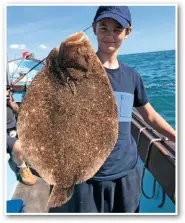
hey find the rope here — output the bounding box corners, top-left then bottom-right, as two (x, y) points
(137, 127), (146, 147)
(158, 188), (166, 208)
(140, 137), (169, 207)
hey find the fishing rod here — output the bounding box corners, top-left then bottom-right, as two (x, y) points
(11, 57), (26, 78)
(12, 54), (16, 77)
(11, 26), (92, 86)
(83, 25), (92, 32)
(6, 55), (12, 90)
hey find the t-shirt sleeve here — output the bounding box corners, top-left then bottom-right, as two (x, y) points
(134, 73), (149, 107)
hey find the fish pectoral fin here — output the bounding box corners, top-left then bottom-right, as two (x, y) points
(46, 184), (74, 211)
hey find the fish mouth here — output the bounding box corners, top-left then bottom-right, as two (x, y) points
(65, 32), (88, 45)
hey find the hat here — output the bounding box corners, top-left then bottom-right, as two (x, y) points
(93, 6), (131, 28)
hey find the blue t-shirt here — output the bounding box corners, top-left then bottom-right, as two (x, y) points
(92, 62), (149, 181)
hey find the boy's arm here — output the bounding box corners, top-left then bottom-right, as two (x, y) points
(136, 102), (176, 143)
(8, 100), (19, 114)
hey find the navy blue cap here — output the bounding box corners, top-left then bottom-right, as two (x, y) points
(93, 6), (131, 28)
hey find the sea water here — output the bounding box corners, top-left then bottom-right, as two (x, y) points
(119, 50), (176, 129)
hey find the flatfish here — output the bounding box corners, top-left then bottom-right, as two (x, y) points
(17, 32), (118, 210)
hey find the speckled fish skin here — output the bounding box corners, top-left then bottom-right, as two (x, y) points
(17, 32), (118, 209)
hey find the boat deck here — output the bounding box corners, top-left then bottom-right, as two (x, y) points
(6, 155), (175, 213)
(12, 176), (50, 213)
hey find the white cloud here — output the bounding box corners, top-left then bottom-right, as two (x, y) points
(9, 44), (26, 50)
(39, 44), (47, 49)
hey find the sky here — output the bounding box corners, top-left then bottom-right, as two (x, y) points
(6, 5), (176, 60)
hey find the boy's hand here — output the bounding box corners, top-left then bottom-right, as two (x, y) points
(6, 89), (19, 114)
(6, 89), (11, 100)
(6, 89), (14, 105)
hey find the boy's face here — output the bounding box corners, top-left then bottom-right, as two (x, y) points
(93, 18), (131, 54)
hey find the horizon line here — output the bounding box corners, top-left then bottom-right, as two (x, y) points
(120, 49), (175, 56)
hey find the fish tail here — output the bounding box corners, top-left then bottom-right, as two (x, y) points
(45, 184), (74, 211)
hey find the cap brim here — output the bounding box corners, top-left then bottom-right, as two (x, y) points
(94, 13), (129, 28)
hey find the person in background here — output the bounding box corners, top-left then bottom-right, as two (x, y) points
(7, 88), (37, 185)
